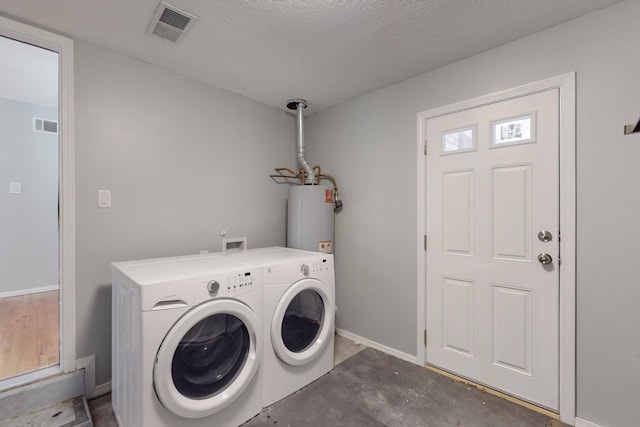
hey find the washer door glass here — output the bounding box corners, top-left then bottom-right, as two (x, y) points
(154, 299), (262, 419)
(282, 289), (324, 352)
(172, 313), (248, 398)
(271, 278), (334, 366)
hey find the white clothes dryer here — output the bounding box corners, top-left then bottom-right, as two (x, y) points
(111, 253), (263, 427)
(230, 247), (335, 407)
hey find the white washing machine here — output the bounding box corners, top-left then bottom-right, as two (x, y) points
(230, 247), (335, 407)
(111, 253), (264, 427)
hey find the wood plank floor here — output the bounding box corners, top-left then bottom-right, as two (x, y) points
(0, 290), (59, 380)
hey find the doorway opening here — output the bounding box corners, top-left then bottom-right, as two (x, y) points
(0, 35), (59, 381)
(0, 16), (75, 390)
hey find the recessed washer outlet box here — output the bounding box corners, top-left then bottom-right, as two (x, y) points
(147, 1), (198, 44)
(222, 237), (247, 255)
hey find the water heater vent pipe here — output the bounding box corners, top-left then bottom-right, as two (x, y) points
(286, 98), (316, 184)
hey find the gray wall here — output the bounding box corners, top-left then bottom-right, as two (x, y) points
(74, 41), (296, 385)
(0, 98), (59, 294)
(305, 1), (640, 426)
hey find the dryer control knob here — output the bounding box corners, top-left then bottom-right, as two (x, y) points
(300, 264), (309, 277)
(301, 264), (310, 277)
(207, 280), (220, 294)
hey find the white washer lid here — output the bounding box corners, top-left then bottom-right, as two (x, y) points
(229, 246), (324, 266)
(112, 254), (244, 284)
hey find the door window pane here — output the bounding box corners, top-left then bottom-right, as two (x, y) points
(442, 127), (475, 154)
(492, 114), (536, 146)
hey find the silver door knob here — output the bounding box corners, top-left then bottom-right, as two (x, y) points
(537, 253), (553, 265)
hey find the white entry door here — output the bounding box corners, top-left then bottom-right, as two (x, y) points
(425, 89), (559, 410)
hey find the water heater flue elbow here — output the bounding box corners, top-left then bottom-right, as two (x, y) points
(287, 98), (316, 184)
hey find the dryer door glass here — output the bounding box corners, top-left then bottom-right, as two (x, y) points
(171, 313), (249, 399)
(282, 289), (325, 352)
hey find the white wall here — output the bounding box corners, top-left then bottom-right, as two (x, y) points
(74, 40), (296, 385)
(0, 98), (59, 295)
(306, 1), (640, 426)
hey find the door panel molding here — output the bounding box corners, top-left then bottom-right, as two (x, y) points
(491, 163), (533, 261)
(416, 73), (575, 424)
(0, 16), (76, 382)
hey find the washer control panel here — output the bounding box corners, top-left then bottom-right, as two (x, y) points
(202, 269), (259, 297)
(224, 270), (255, 294)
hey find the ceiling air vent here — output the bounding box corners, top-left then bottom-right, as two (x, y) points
(33, 117), (58, 134)
(147, 1), (198, 43)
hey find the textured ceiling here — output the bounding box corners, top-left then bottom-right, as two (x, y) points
(0, 0), (620, 114)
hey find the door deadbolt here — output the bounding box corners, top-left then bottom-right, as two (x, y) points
(537, 253), (553, 265)
(537, 230), (552, 242)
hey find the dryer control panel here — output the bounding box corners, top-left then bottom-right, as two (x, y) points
(263, 255), (334, 285)
(309, 258), (332, 275)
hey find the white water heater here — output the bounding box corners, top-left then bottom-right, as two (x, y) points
(288, 185), (334, 253)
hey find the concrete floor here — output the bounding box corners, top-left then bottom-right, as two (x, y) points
(334, 334), (365, 365)
(2, 397), (91, 427)
(88, 335), (564, 427)
(88, 395), (117, 427)
(243, 347), (566, 427)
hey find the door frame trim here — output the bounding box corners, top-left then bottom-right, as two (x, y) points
(0, 17), (76, 380)
(416, 73), (575, 423)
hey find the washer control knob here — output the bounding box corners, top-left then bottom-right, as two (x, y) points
(301, 264), (310, 277)
(207, 280), (220, 294)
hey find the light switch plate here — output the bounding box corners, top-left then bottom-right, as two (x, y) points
(98, 189), (112, 208)
(9, 182), (22, 194)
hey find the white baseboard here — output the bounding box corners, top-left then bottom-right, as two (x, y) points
(94, 381), (112, 398)
(0, 284), (59, 299)
(76, 355), (111, 399)
(336, 328), (418, 365)
(575, 418), (605, 427)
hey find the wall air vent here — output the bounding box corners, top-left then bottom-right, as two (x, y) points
(33, 117), (58, 134)
(147, 1), (198, 44)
